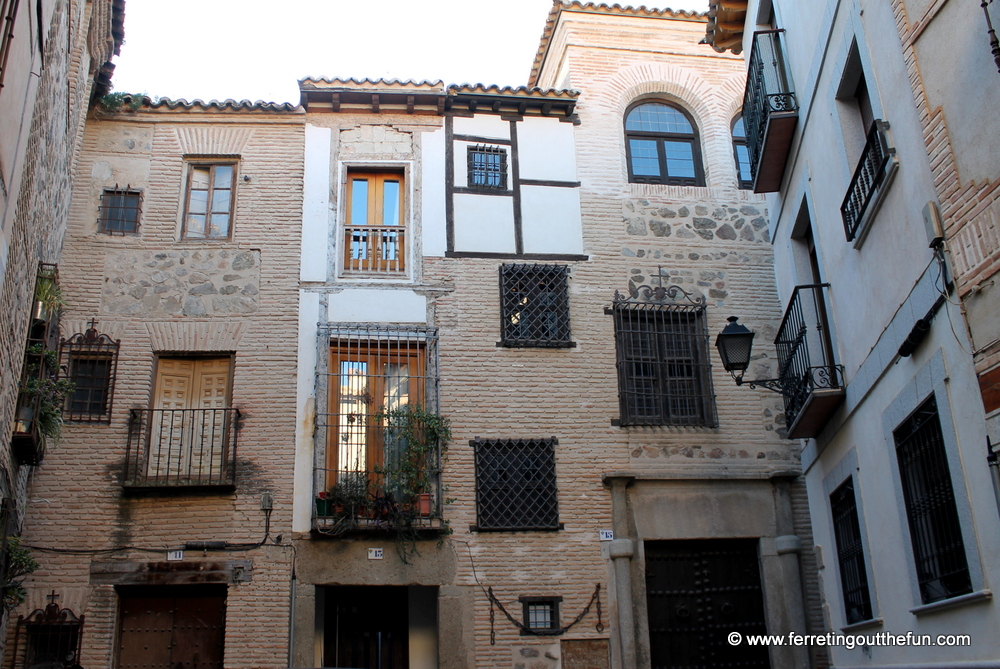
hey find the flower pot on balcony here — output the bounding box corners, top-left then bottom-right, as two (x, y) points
(417, 492), (433, 517)
(315, 497), (332, 517)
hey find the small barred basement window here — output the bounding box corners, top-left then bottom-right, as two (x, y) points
(98, 187), (143, 234)
(499, 264), (572, 348)
(60, 324), (120, 422)
(473, 438), (559, 531)
(520, 596), (562, 635)
(468, 145), (507, 190)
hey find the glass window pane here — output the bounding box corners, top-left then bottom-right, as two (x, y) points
(736, 144), (752, 183)
(382, 180), (400, 226)
(188, 189), (208, 214)
(186, 214), (206, 238)
(190, 166), (210, 188)
(213, 165), (233, 186)
(211, 188), (232, 214)
(664, 141), (695, 178)
(210, 213), (230, 238)
(625, 103), (692, 134)
(629, 139), (661, 176)
(732, 116), (746, 139)
(351, 179), (369, 227)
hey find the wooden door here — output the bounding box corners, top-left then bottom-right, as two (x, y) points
(117, 588), (226, 669)
(150, 358), (231, 479)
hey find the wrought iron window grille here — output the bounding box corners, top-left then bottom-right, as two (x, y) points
(607, 282), (716, 428)
(472, 438), (560, 531)
(11, 593), (84, 669)
(499, 264), (573, 348)
(468, 145), (507, 190)
(830, 477), (874, 625)
(98, 186), (143, 234)
(893, 395), (972, 604)
(841, 120), (897, 243)
(316, 325), (444, 533)
(60, 320), (120, 422)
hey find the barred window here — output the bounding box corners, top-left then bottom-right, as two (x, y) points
(500, 264), (572, 348)
(830, 477), (873, 624)
(11, 597), (84, 669)
(98, 188), (142, 234)
(468, 145), (507, 190)
(612, 303), (716, 427)
(473, 438), (559, 531)
(520, 596), (562, 635)
(60, 325), (120, 422)
(893, 395), (972, 604)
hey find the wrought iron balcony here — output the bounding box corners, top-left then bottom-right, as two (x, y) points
(313, 466), (444, 535)
(775, 284), (845, 439)
(343, 225), (406, 274)
(743, 30), (798, 192)
(124, 408), (241, 487)
(841, 120), (898, 245)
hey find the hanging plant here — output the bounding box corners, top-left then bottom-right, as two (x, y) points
(2, 537), (39, 612)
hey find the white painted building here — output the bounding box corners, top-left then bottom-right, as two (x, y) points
(706, 1), (1000, 667)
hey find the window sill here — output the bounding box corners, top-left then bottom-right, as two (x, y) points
(909, 589), (992, 616)
(841, 617), (883, 632)
(497, 341), (576, 349)
(470, 523), (564, 533)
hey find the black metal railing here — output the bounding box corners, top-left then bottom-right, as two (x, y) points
(774, 284), (842, 428)
(841, 120), (895, 242)
(314, 466), (444, 535)
(125, 408), (240, 487)
(743, 30), (797, 183)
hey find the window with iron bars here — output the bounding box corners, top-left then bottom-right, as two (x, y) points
(499, 264), (573, 348)
(893, 395), (972, 604)
(60, 325), (120, 422)
(11, 597), (84, 669)
(473, 438), (559, 531)
(98, 187), (143, 234)
(320, 325), (440, 501)
(468, 145), (507, 190)
(611, 302), (716, 427)
(829, 477), (873, 624)
(520, 596), (562, 635)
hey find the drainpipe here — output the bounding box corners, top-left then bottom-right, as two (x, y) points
(607, 476), (636, 669)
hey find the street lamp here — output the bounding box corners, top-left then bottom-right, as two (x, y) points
(714, 316), (755, 385)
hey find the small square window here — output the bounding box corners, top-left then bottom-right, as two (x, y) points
(519, 597), (562, 635)
(468, 145), (507, 190)
(473, 438), (559, 531)
(182, 162), (236, 239)
(499, 264), (572, 348)
(98, 188), (142, 234)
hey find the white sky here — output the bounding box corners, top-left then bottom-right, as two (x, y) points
(111, 0), (710, 104)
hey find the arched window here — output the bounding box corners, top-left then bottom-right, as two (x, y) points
(732, 115), (753, 189)
(625, 102), (704, 186)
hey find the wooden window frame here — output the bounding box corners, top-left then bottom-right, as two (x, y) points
(343, 170), (407, 274)
(150, 354), (235, 410)
(624, 101), (705, 186)
(181, 160), (238, 240)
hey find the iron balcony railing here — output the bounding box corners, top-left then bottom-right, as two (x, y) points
(343, 225), (406, 274)
(774, 284), (843, 431)
(841, 120), (896, 242)
(125, 408), (240, 487)
(314, 466), (444, 535)
(743, 30), (798, 190)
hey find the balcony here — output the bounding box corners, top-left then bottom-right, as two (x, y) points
(774, 284), (845, 439)
(12, 264), (63, 466)
(743, 30), (798, 193)
(314, 467), (444, 536)
(124, 408), (241, 488)
(841, 120), (898, 246)
(343, 225), (406, 274)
